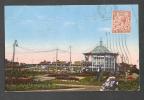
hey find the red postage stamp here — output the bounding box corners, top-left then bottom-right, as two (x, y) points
(112, 10), (131, 33)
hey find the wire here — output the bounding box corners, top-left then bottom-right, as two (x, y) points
(17, 46), (36, 51)
(17, 46), (70, 54)
(59, 49), (69, 53)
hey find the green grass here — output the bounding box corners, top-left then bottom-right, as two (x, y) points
(79, 76), (102, 85)
(5, 81), (75, 91)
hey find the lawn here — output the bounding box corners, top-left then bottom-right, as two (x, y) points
(50, 76), (103, 86)
(5, 81), (78, 91)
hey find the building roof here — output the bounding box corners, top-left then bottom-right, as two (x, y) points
(91, 40), (110, 53)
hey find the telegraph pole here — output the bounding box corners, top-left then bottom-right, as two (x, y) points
(56, 48), (58, 67)
(69, 46), (72, 67)
(106, 32), (108, 49)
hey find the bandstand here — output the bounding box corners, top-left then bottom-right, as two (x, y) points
(83, 41), (118, 72)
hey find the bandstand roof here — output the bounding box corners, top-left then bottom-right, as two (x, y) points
(91, 40), (110, 53)
(83, 40), (118, 55)
(91, 45), (110, 53)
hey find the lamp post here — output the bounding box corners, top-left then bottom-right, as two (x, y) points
(12, 40), (18, 67)
(11, 40), (18, 84)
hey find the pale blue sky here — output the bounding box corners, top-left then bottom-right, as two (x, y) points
(5, 5), (139, 64)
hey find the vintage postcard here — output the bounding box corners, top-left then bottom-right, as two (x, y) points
(5, 5), (139, 91)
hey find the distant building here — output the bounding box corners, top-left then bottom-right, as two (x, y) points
(74, 61), (81, 66)
(83, 41), (119, 72)
(39, 60), (51, 65)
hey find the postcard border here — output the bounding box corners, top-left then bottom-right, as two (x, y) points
(1, 0), (144, 100)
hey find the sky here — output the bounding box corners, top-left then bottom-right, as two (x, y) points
(5, 5), (139, 66)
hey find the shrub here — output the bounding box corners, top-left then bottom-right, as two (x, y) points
(118, 78), (139, 91)
(6, 77), (33, 84)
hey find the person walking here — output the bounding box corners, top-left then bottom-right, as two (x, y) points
(100, 73), (119, 91)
